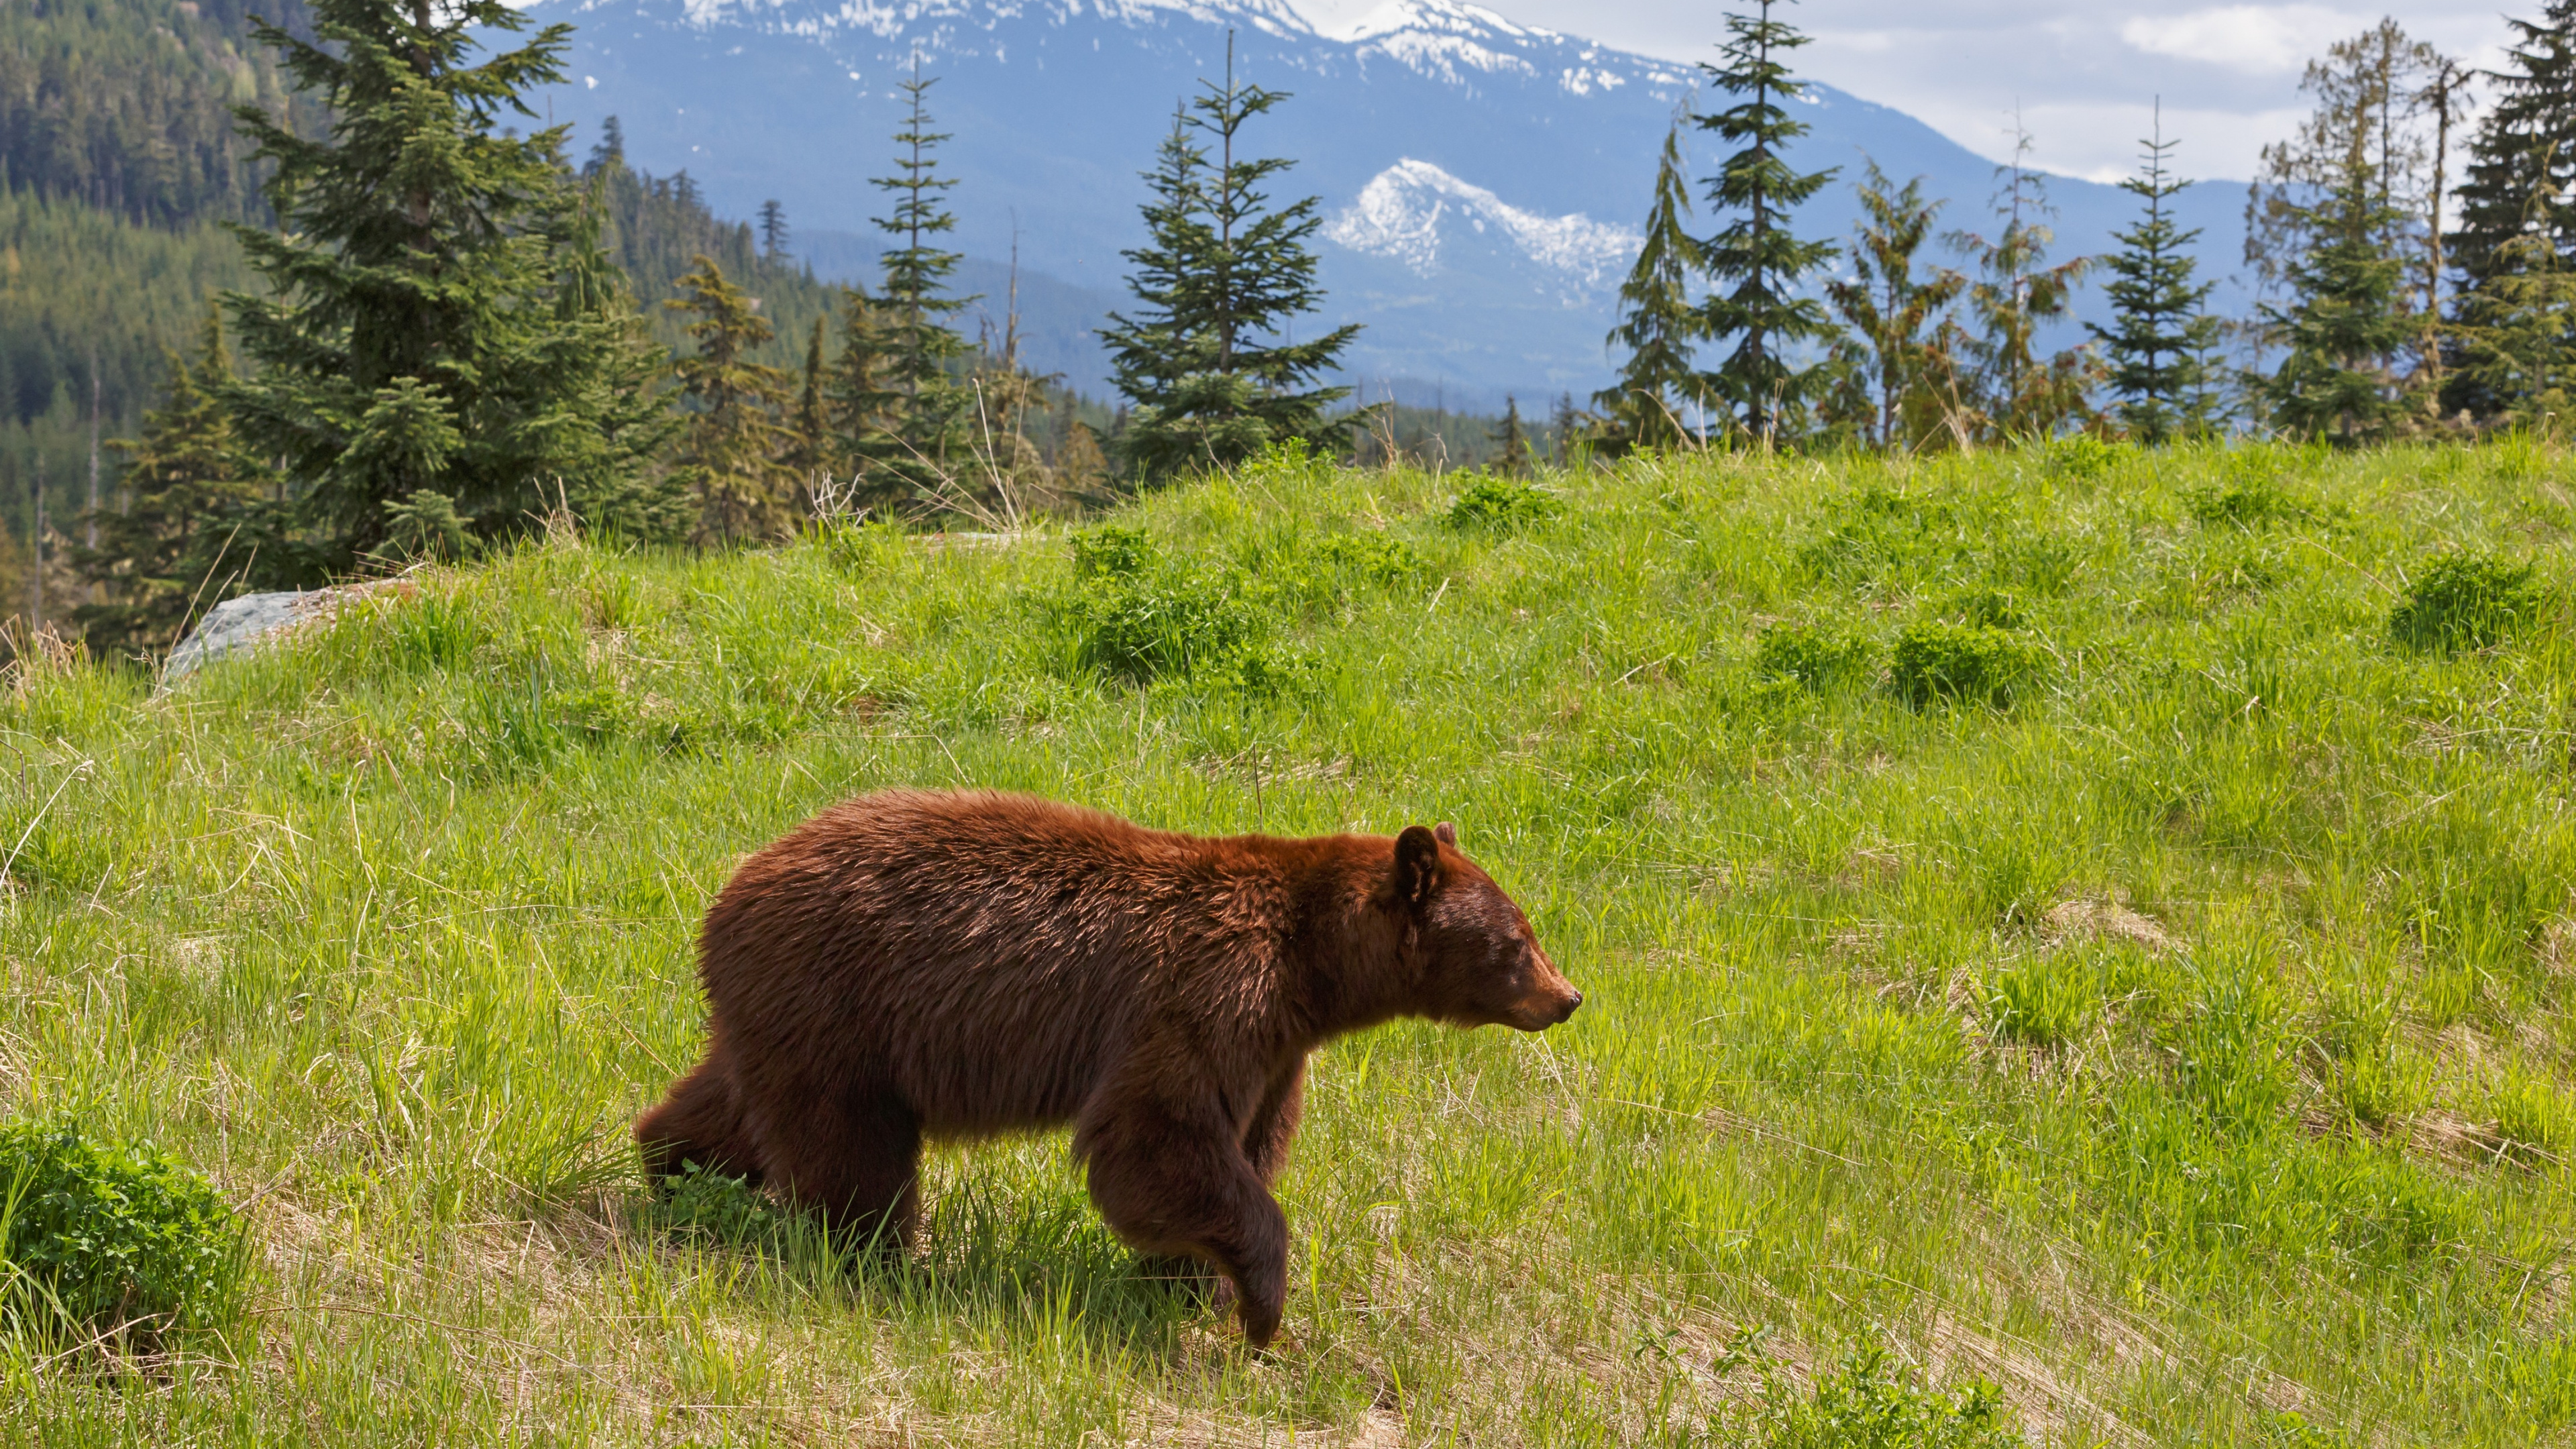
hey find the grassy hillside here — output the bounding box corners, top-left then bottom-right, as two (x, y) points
(1, 440), (2572, 1445)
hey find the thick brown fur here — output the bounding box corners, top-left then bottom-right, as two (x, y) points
(635, 788), (1580, 1346)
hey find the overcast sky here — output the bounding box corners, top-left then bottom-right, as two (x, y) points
(1298, 1), (2518, 182)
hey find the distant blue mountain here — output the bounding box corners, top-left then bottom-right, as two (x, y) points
(523, 0), (2248, 409)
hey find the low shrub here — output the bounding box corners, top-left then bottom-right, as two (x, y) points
(1756, 622), (1878, 690)
(1713, 1330), (2025, 1448)
(640, 1163), (802, 1250)
(0, 1118), (244, 1339)
(1888, 623), (2043, 708)
(1445, 473), (1559, 531)
(1052, 526), (1299, 692)
(2388, 552), (2541, 653)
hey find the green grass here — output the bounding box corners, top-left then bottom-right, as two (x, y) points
(1, 437), (2573, 1444)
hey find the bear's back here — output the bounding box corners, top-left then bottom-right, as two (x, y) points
(699, 791), (1291, 1132)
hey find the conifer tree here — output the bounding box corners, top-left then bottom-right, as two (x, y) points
(1103, 38), (1361, 481)
(871, 66), (975, 497)
(787, 315), (833, 499)
(825, 282), (901, 504)
(1823, 160), (1964, 449)
(221, 0), (662, 577)
(1948, 130), (2099, 439)
(759, 199), (790, 260)
(2260, 156), (2410, 446)
(2090, 105), (2221, 443)
(2449, 4), (2576, 417)
(72, 311), (270, 655)
(1594, 123), (1708, 453)
(667, 256), (794, 543)
(1697, 0), (1841, 445)
(1494, 396), (1531, 474)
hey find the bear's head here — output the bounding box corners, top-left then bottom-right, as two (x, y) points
(1393, 821), (1581, 1032)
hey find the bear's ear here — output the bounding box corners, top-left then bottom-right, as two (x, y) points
(1395, 824), (1444, 912)
(1434, 822), (1457, 847)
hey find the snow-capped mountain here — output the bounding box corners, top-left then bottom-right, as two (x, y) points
(1326, 159), (1640, 299)
(520, 0), (2245, 403)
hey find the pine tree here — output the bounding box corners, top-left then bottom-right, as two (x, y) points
(825, 282), (901, 506)
(871, 66), (975, 498)
(1103, 38), (1362, 481)
(666, 256), (794, 543)
(1494, 396), (1531, 474)
(1593, 123), (1708, 453)
(221, 0), (662, 577)
(2089, 105), (2221, 443)
(71, 311), (270, 655)
(786, 315), (833, 501)
(1696, 0), (1842, 445)
(2260, 156), (2410, 446)
(1947, 129), (2100, 439)
(759, 199), (790, 260)
(2449, 4), (2576, 417)
(1823, 160), (1964, 449)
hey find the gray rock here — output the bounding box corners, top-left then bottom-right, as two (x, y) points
(163, 578), (418, 685)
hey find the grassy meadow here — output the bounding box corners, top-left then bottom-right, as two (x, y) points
(1, 439), (2573, 1445)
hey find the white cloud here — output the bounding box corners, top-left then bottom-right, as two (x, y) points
(2117, 5), (2363, 75)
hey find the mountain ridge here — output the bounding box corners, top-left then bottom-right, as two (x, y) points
(523, 0), (2250, 403)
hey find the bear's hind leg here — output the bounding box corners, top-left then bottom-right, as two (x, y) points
(636, 1053), (762, 1185)
(759, 1081), (923, 1258)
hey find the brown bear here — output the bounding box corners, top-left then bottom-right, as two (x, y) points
(635, 788), (1580, 1346)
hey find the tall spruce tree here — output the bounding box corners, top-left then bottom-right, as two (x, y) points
(221, 0), (661, 577)
(787, 315), (833, 495)
(2449, 4), (2576, 417)
(871, 66), (975, 498)
(2090, 105), (2220, 443)
(1696, 0), (1841, 445)
(1494, 396), (1532, 474)
(825, 282), (902, 505)
(2450, 134), (2576, 425)
(1102, 38), (1360, 481)
(667, 256), (794, 543)
(2260, 154), (2410, 445)
(1823, 160), (1964, 449)
(72, 311), (271, 655)
(1594, 123), (1709, 453)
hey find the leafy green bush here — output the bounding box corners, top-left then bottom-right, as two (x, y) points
(1053, 526), (1299, 692)
(1715, 1331), (2025, 1448)
(0, 1118), (245, 1338)
(1888, 623), (2043, 708)
(2388, 553), (2540, 653)
(1756, 622), (1878, 690)
(1445, 473), (1559, 530)
(641, 1163), (802, 1250)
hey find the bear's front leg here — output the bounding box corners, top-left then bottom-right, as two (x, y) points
(1078, 1095), (1289, 1348)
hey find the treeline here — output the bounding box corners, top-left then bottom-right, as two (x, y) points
(0, 0), (321, 227)
(51, 0), (1158, 657)
(1591, 3), (2544, 452)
